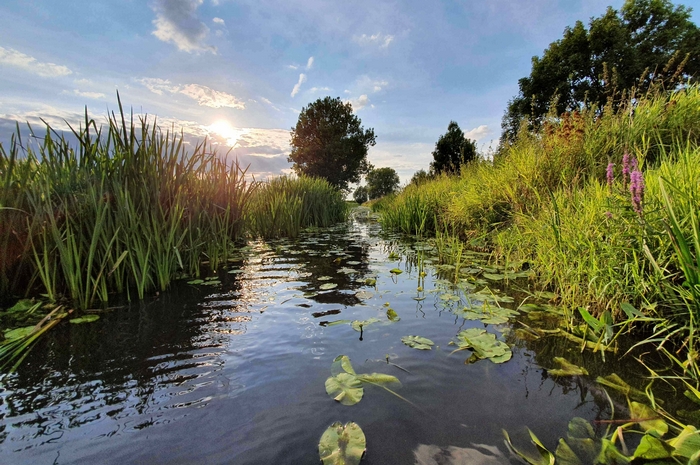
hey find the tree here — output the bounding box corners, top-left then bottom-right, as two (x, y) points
(430, 121), (478, 174)
(353, 185), (369, 204)
(409, 169), (431, 186)
(289, 96), (376, 191)
(366, 167), (400, 199)
(502, 0), (700, 142)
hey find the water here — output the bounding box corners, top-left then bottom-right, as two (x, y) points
(1, 210), (628, 464)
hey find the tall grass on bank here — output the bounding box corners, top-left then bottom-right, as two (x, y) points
(246, 175), (348, 239)
(0, 101), (257, 308)
(377, 85), (700, 381)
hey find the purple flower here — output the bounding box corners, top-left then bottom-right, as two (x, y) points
(629, 169), (645, 215)
(606, 162), (615, 187)
(622, 153), (631, 187)
(605, 211), (613, 219)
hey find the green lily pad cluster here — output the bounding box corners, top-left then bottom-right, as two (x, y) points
(324, 355), (401, 406)
(451, 328), (512, 364)
(401, 335), (434, 350)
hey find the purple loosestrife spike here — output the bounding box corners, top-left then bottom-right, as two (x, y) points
(629, 169), (645, 215)
(622, 153), (631, 187)
(606, 162), (614, 187)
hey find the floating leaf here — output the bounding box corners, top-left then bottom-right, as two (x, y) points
(69, 314), (100, 324)
(668, 425), (700, 458)
(320, 283), (338, 290)
(534, 291), (557, 300)
(6, 300), (35, 313)
(548, 357), (589, 377)
(412, 296), (426, 301)
(503, 428), (555, 465)
(319, 421), (366, 465)
(633, 435), (672, 460)
(3, 326), (35, 340)
(187, 279), (204, 285)
(482, 272), (505, 281)
(389, 268), (403, 275)
(351, 318), (380, 332)
(401, 335), (434, 350)
(325, 373), (363, 405)
(364, 278), (376, 286)
(201, 280), (221, 286)
(386, 308), (400, 322)
(323, 320), (352, 327)
(630, 402), (668, 437)
(355, 290), (374, 300)
(228, 269), (245, 274)
(347, 261), (361, 265)
(452, 328), (511, 364)
(318, 276), (334, 281)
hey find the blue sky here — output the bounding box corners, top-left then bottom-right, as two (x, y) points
(1, 0), (697, 184)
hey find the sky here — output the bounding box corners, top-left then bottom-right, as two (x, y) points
(1, 0), (698, 185)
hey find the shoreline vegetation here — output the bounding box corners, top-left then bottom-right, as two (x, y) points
(0, 99), (346, 368)
(375, 84), (700, 385)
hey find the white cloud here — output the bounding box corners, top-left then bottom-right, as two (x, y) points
(137, 78), (245, 109)
(309, 87), (331, 93)
(306, 56), (314, 70)
(287, 64), (299, 70)
(464, 125), (491, 141)
(151, 0), (216, 53)
(0, 46), (72, 77)
(212, 17), (225, 25)
(346, 94), (370, 111)
(291, 73), (307, 97)
(355, 76), (389, 93)
(354, 33), (394, 49)
(260, 96), (282, 112)
(71, 89), (106, 99)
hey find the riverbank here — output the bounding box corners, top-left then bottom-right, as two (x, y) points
(376, 85), (700, 383)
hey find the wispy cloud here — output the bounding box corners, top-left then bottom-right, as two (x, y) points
(212, 17), (225, 25)
(355, 76), (389, 93)
(70, 89), (106, 100)
(151, 0), (216, 53)
(306, 56), (314, 70)
(291, 73), (307, 97)
(353, 33), (394, 49)
(260, 96), (282, 112)
(346, 94), (370, 111)
(464, 125), (491, 141)
(0, 46), (72, 77)
(138, 78), (245, 109)
(309, 86), (331, 93)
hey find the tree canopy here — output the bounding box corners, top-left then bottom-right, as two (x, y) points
(502, 0), (700, 141)
(430, 121), (477, 174)
(353, 185), (369, 204)
(289, 96), (376, 192)
(366, 167), (400, 200)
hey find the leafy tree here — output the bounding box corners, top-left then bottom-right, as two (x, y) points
(409, 169), (431, 186)
(430, 121), (478, 174)
(366, 167), (400, 199)
(502, 0), (700, 142)
(353, 185), (369, 204)
(289, 97), (376, 191)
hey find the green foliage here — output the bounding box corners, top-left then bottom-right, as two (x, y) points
(289, 96), (376, 192)
(246, 175), (347, 239)
(318, 421), (366, 465)
(430, 121), (477, 174)
(503, 0), (700, 141)
(0, 98), (257, 309)
(409, 169), (431, 186)
(366, 167), (400, 200)
(353, 185), (369, 204)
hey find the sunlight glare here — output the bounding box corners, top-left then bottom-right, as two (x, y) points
(207, 120), (248, 148)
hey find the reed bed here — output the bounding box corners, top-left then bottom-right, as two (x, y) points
(377, 85), (700, 380)
(246, 175), (348, 239)
(0, 101), (259, 309)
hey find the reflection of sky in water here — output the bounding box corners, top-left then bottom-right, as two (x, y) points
(1, 212), (626, 464)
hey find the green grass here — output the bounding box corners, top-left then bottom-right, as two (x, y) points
(378, 85), (700, 382)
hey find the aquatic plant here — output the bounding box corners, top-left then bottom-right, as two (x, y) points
(324, 355), (401, 406)
(318, 421), (366, 465)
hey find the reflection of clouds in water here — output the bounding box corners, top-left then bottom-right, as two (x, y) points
(414, 443), (510, 465)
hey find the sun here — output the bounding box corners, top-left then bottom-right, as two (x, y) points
(207, 120), (248, 148)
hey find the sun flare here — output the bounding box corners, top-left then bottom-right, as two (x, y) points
(206, 120), (248, 147)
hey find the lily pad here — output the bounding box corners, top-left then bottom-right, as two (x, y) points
(401, 335), (434, 350)
(630, 402), (668, 436)
(452, 328), (512, 364)
(347, 261), (361, 265)
(319, 421), (366, 465)
(69, 314), (100, 324)
(318, 276), (334, 281)
(3, 326), (36, 340)
(320, 283), (338, 290)
(201, 280), (221, 286)
(355, 291), (374, 300)
(187, 279), (204, 285)
(325, 355), (400, 406)
(228, 269), (245, 274)
(548, 357), (589, 377)
(482, 272), (505, 281)
(351, 318), (380, 332)
(389, 268), (403, 275)
(364, 278), (377, 286)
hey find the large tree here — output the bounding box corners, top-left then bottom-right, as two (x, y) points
(289, 97), (376, 191)
(366, 167), (400, 200)
(502, 0), (700, 141)
(430, 121), (478, 174)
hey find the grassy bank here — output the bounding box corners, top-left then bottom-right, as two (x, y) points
(0, 103), (347, 312)
(377, 85), (700, 380)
